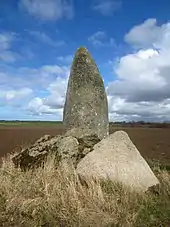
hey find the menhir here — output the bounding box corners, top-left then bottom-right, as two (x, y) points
(63, 47), (109, 140)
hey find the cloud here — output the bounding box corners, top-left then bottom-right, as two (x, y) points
(0, 88), (33, 107)
(20, 47), (35, 60)
(19, 0), (74, 21)
(57, 55), (73, 64)
(0, 64), (70, 90)
(27, 76), (68, 117)
(88, 31), (116, 47)
(27, 30), (65, 47)
(107, 19), (170, 122)
(92, 0), (121, 16)
(108, 95), (170, 122)
(124, 18), (170, 49)
(0, 32), (17, 62)
(0, 63), (70, 118)
(0, 63), (69, 118)
(27, 97), (58, 115)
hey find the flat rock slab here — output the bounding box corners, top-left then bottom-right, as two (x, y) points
(77, 130), (159, 192)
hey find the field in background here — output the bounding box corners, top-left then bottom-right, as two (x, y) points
(0, 121), (62, 127)
(0, 121), (170, 166)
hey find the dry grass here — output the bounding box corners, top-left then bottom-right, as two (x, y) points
(0, 154), (170, 227)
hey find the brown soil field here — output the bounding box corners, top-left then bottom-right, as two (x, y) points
(110, 126), (170, 166)
(0, 124), (170, 166)
(0, 126), (65, 159)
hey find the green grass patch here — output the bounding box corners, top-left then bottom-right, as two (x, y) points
(0, 121), (63, 127)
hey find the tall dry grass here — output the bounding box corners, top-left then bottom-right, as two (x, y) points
(0, 154), (170, 227)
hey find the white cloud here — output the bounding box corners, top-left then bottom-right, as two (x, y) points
(0, 33), (17, 62)
(28, 97), (57, 115)
(44, 77), (68, 107)
(57, 55), (73, 64)
(88, 31), (115, 47)
(108, 96), (170, 122)
(3, 65), (69, 117)
(27, 30), (65, 47)
(125, 19), (170, 49)
(0, 33), (12, 49)
(0, 88), (33, 107)
(107, 19), (170, 122)
(92, 0), (121, 16)
(27, 76), (68, 117)
(0, 64), (69, 119)
(19, 0), (74, 21)
(5, 64), (70, 89)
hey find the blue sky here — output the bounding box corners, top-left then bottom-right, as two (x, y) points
(1, 0), (170, 122)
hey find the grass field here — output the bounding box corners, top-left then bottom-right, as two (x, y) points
(0, 121), (62, 127)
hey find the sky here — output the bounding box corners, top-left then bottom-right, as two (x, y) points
(0, 0), (170, 122)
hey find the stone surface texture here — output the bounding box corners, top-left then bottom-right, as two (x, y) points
(77, 130), (159, 192)
(63, 47), (109, 140)
(12, 133), (100, 171)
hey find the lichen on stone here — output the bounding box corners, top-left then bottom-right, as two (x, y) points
(63, 46), (109, 139)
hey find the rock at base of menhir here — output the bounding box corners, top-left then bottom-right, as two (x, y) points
(63, 47), (109, 140)
(12, 133), (100, 171)
(77, 130), (159, 192)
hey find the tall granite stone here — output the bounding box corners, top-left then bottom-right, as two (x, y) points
(63, 47), (109, 139)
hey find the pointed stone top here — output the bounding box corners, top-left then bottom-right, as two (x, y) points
(72, 46), (96, 71)
(74, 47), (92, 59)
(76, 46), (89, 54)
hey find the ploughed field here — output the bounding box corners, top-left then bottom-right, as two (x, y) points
(0, 122), (170, 166)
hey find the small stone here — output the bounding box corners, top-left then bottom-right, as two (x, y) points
(57, 136), (79, 165)
(76, 134), (100, 148)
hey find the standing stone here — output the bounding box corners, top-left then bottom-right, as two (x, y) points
(63, 47), (109, 139)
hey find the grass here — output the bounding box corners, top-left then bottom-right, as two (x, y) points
(0, 154), (170, 227)
(147, 158), (170, 172)
(0, 121), (62, 127)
